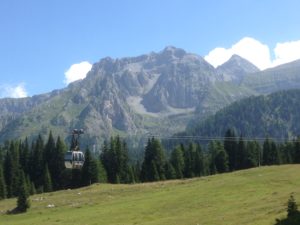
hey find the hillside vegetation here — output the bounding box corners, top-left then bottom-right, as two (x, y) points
(0, 165), (299, 225)
(187, 89), (300, 139)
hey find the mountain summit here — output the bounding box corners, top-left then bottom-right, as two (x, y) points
(217, 54), (260, 83)
(0, 47), (300, 146)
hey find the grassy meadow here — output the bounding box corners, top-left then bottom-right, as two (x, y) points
(0, 165), (300, 225)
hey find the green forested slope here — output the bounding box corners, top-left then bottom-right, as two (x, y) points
(187, 89), (300, 139)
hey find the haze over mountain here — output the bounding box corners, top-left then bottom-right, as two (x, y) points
(0, 46), (300, 147)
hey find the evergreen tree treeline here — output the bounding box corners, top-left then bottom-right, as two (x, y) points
(1, 129), (300, 202)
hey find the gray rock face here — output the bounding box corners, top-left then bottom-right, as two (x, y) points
(216, 54), (260, 83)
(0, 47), (299, 145)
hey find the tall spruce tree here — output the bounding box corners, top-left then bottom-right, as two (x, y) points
(51, 136), (66, 190)
(116, 137), (131, 183)
(243, 141), (260, 168)
(44, 131), (55, 173)
(183, 144), (194, 178)
(293, 137), (300, 163)
(100, 139), (114, 183)
(194, 144), (206, 176)
(0, 166), (7, 199)
(133, 161), (141, 183)
(263, 138), (281, 165)
(237, 135), (246, 170)
(43, 164), (53, 192)
(100, 137), (131, 184)
(287, 194), (298, 217)
(17, 170), (30, 213)
(214, 142), (229, 173)
(280, 142), (293, 164)
(29, 135), (44, 191)
(208, 141), (229, 174)
(19, 138), (30, 174)
(81, 148), (95, 186)
(224, 128), (238, 171)
(170, 146), (185, 179)
(208, 141), (218, 175)
(97, 160), (107, 183)
(164, 161), (176, 180)
(140, 138), (166, 182)
(3, 147), (13, 197)
(4, 141), (20, 197)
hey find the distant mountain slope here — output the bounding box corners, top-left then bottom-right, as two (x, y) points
(0, 90), (63, 132)
(1, 47), (300, 146)
(216, 54), (260, 83)
(241, 59), (300, 94)
(186, 89), (300, 139)
(0, 47), (254, 145)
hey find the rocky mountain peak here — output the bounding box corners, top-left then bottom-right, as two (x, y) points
(2, 46), (300, 146)
(227, 54), (259, 69)
(217, 54), (260, 83)
(161, 46), (187, 58)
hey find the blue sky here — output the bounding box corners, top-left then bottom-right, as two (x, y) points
(1, 0), (300, 97)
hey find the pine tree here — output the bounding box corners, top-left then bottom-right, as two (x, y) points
(29, 135), (44, 191)
(3, 148), (13, 197)
(25, 175), (35, 195)
(133, 161), (141, 183)
(170, 146), (185, 179)
(140, 138), (166, 182)
(116, 137), (131, 183)
(44, 131), (55, 177)
(17, 170), (30, 213)
(236, 135), (246, 170)
(71, 169), (82, 188)
(100, 137), (131, 184)
(287, 194), (298, 217)
(51, 136), (66, 190)
(208, 141), (218, 175)
(43, 164), (53, 192)
(164, 161), (176, 180)
(208, 141), (229, 174)
(4, 141), (20, 197)
(224, 128), (238, 171)
(0, 166), (7, 200)
(194, 144), (206, 176)
(281, 142), (293, 164)
(100, 140), (111, 181)
(275, 194), (300, 225)
(293, 137), (300, 163)
(19, 138), (30, 174)
(183, 144), (194, 178)
(98, 160), (107, 183)
(215, 148), (229, 173)
(244, 141), (260, 168)
(263, 138), (281, 165)
(81, 148), (100, 186)
(149, 161), (160, 181)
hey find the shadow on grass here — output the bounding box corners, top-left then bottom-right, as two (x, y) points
(6, 207), (27, 215)
(275, 211), (300, 225)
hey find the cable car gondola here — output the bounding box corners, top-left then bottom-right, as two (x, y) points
(64, 129), (85, 169)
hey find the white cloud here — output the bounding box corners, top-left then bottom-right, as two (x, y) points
(64, 61), (92, 85)
(205, 37), (300, 70)
(0, 83), (28, 98)
(205, 37), (271, 70)
(272, 40), (300, 67)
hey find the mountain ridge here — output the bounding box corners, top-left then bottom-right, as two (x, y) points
(1, 46), (300, 146)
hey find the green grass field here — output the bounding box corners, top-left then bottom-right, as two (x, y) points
(1, 165), (300, 225)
